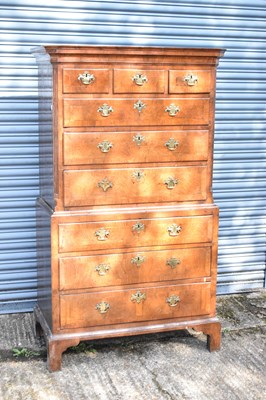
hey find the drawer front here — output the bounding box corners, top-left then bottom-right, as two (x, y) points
(58, 215), (213, 253)
(63, 130), (209, 165)
(169, 70), (212, 94)
(60, 282), (211, 329)
(63, 98), (209, 127)
(59, 247), (211, 290)
(63, 166), (207, 207)
(113, 69), (165, 93)
(63, 68), (110, 93)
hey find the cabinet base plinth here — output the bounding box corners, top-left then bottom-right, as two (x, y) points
(34, 305), (221, 372)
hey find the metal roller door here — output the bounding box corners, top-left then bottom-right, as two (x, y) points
(0, 0), (265, 313)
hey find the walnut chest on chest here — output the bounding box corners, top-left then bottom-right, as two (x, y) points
(33, 46), (224, 371)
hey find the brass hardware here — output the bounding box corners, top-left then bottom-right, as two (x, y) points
(165, 138), (179, 151)
(134, 100), (146, 113)
(132, 73), (148, 86)
(165, 104), (180, 117)
(78, 72), (95, 85)
(95, 301), (110, 314)
(133, 170), (145, 181)
(97, 177), (113, 192)
(164, 176), (179, 190)
(131, 254), (146, 268)
(95, 227), (110, 241)
(97, 140), (113, 153)
(95, 263), (110, 276)
(131, 290), (146, 304)
(184, 73), (198, 86)
(132, 221), (145, 234)
(97, 103), (113, 117)
(167, 224), (182, 237)
(166, 257), (181, 269)
(133, 133), (145, 146)
(166, 294), (180, 307)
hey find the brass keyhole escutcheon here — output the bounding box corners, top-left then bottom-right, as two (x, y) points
(133, 170), (145, 181)
(133, 134), (145, 146)
(131, 290), (146, 304)
(132, 221), (145, 234)
(78, 72), (95, 85)
(134, 100), (146, 113)
(166, 295), (180, 307)
(95, 301), (110, 314)
(131, 254), (146, 268)
(97, 178), (113, 192)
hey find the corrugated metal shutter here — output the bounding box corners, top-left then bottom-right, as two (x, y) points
(0, 0), (265, 313)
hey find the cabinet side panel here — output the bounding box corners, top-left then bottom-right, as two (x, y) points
(36, 199), (52, 330)
(37, 58), (55, 208)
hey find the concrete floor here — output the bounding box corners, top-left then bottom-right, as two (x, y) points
(0, 290), (265, 400)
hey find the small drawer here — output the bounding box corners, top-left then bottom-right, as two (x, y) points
(58, 214), (213, 253)
(59, 247), (211, 290)
(63, 165), (207, 207)
(63, 98), (210, 127)
(62, 68), (110, 93)
(113, 69), (165, 93)
(60, 282), (211, 329)
(169, 70), (212, 94)
(63, 130), (209, 166)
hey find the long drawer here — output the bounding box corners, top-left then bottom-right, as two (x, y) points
(63, 165), (207, 207)
(58, 214), (213, 253)
(60, 282), (211, 329)
(63, 130), (209, 165)
(63, 98), (210, 127)
(59, 246), (211, 290)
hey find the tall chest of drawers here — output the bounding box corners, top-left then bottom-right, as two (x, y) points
(33, 46), (224, 371)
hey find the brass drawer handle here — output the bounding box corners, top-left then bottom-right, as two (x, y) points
(165, 104), (180, 117)
(134, 100), (146, 113)
(95, 263), (110, 276)
(184, 73), (198, 86)
(167, 224), (182, 237)
(98, 103), (113, 117)
(164, 176), (179, 190)
(97, 177), (113, 192)
(166, 294), (180, 307)
(78, 71), (95, 85)
(95, 301), (110, 314)
(132, 73), (148, 86)
(133, 133), (145, 146)
(132, 221), (145, 234)
(131, 290), (146, 304)
(131, 254), (146, 268)
(166, 257), (181, 269)
(97, 140), (113, 153)
(95, 227), (110, 241)
(165, 138), (179, 151)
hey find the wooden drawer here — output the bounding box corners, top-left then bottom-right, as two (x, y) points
(62, 68), (110, 93)
(63, 165), (207, 207)
(60, 282), (211, 329)
(113, 69), (165, 93)
(169, 70), (212, 94)
(63, 130), (209, 165)
(59, 247), (211, 290)
(63, 98), (210, 127)
(58, 214), (213, 253)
